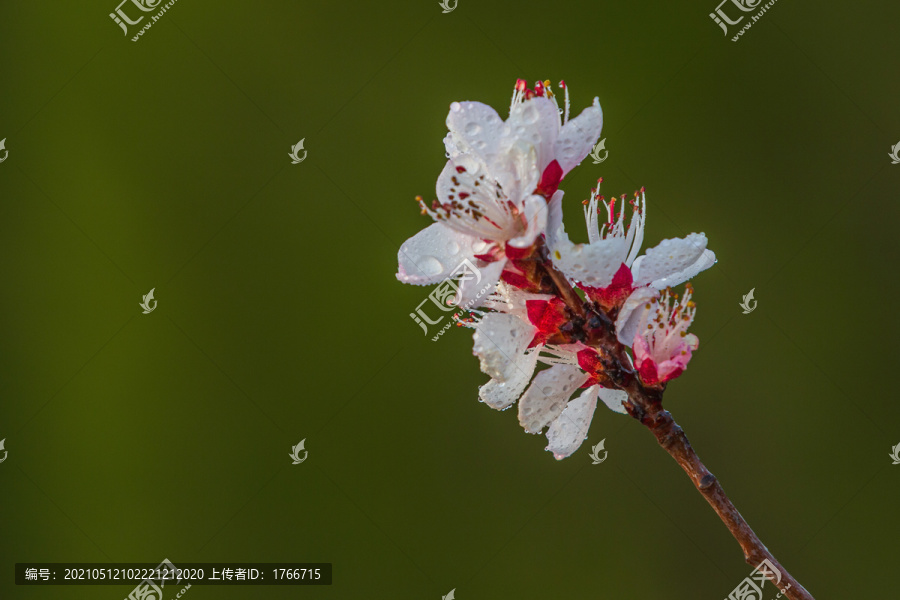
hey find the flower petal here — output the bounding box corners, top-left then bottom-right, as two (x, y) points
(503, 97), (561, 173)
(445, 101), (505, 166)
(478, 347), (540, 410)
(632, 233), (714, 288)
(545, 385), (599, 460)
(597, 387), (629, 415)
(554, 98), (603, 175)
(434, 156), (519, 241)
(648, 249), (716, 289)
(518, 364), (589, 434)
(453, 259), (505, 310)
(550, 231), (630, 288)
(508, 194), (548, 248)
(472, 312), (536, 382)
(396, 223), (487, 285)
(545, 190), (564, 247)
(615, 287), (660, 347)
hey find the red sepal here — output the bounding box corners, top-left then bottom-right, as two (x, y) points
(535, 160), (563, 199)
(525, 297), (569, 347)
(501, 270), (532, 289)
(503, 242), (532, 261)
(576, 348), (604, 387)
(582, 263), (634, 311)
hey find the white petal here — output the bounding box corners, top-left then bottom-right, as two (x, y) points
(632, 233), (712, 288)
(648, 249), (716, 289)
(446, 101), (505, 166)
(518, 364), (589, 434)
(396, 223), (487, 285)
(615, 287), (659, 346)
(550, 232), (629, 288)
(434, 156), (519, 241)
(597, 387), (629, 415)
(503, 97), (560, 172)
(453, 260), (505, 310)
(554, 98), (603, 175)
(545, 190), (564, 248)
(545, 386), (599, 460)
(472, 312), (536, 382)
(478, 347), (540, 410)
(508, 194), (548, 248)
(494, 141), (540, 204)
(443, 132), (461, 160)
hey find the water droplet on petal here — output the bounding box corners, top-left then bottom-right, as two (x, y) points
(420, 257), (444, 277)
(465, 122), (481, 136)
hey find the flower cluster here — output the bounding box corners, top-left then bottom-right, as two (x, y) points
(396, 80), (715, 459)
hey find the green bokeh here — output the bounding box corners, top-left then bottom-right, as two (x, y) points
(1, 0), (898, 598)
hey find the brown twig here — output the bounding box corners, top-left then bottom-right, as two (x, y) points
(535, 238), (586, 318)
(529, 255), (816, 599)
(624, 385), (815, 600)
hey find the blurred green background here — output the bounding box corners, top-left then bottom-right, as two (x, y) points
(1, 0), (898, 598)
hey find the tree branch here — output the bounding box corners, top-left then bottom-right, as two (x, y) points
(625, 386), (816, 600)
(525, 246), (816, 599)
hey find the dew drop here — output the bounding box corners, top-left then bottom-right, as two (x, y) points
(465, 122), (482, 136)
(521, 104), (539, 124)
(420, 256), (444, 277)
